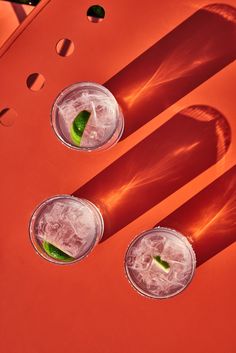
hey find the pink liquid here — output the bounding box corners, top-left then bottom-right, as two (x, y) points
(125, 227), (196, 298)
(30, 195), (104, 264)
(51, 82), (124, 151)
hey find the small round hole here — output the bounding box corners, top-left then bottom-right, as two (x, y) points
(0, 108), (17, 127)
(87, 5), (105, 23)
(27, 73), (45, 91)
(56, 39), (75, 57)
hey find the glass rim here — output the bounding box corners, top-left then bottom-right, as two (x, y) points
(124, 226), (197, 299)
(29, 194), (104, 265)
(50, 81), (124, 152)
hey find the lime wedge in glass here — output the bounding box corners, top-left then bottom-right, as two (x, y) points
(153, 255), (170, 273)
(43, 241), (74, 261)
(70, 110), (91, 146)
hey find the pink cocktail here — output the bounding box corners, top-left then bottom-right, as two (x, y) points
(51, 82), (124, 151)
(29, 195), (104, 264)
(125, 227), (196, 299)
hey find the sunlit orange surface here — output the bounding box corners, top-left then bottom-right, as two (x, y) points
(0, 1), (236, 353)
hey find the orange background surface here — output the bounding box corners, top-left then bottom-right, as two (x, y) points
(0, 1), (236, 353)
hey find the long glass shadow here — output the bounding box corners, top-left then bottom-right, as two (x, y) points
(159, 165), (236, 266)
(105, 4), (236, 138)
(73, 105), (231, 241)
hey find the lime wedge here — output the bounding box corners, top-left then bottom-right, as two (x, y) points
(153, 255), (170, 273)
(70, 110), (91, 146)
(43, 241), (74, 261)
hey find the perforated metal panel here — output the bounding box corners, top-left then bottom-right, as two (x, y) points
(0, 1), (236, 353)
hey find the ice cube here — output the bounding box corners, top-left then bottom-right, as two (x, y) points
(126, 255), (135, 267)
(35, 199), (98, 258)
(146, 279), (161, 293)
(129, 254), (152, 271)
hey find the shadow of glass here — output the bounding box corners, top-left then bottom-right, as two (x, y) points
(159, 165), (236, 266)
(104, 4), (236, 138)
(73, 105), (231, 241)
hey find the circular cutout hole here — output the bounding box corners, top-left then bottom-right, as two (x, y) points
(0, 108), (17, 127)
(27, 73), (45, 91)
(87, 5), (105, 23)
(56, 39), (75, 57)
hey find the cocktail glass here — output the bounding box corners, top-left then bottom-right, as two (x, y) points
(125, 227), (196, 299)
(29, 195), (104, 264)
(51, 82), (124, 151)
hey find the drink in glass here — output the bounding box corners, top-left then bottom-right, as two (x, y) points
(51, 82), (124, 151)
(29, 195), (104, 264)
(125, 227), (196, 299)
